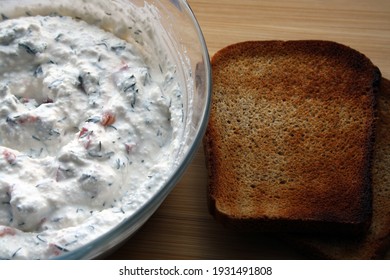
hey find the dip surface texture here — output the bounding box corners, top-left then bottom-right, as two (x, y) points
(0, 15), (184, 259)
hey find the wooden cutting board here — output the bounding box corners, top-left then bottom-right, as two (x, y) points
(107, 0), (390, 259)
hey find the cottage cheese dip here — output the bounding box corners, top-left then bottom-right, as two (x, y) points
(0, 3), (188, 259)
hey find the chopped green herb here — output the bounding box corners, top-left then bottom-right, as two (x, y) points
(54, 33), (63, 42)
(79, 173), (96, 182)
(86, 116), (101, 123)
(12, 247), (22, 258)
(111, 45), (126, 52)
(18, 42), (39, 55)
(36, 235), (47, 243)
(33, 65), (43, 77)
(53, 244), (69, 252)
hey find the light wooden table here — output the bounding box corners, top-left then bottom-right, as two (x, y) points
(107, 0), (390, 259)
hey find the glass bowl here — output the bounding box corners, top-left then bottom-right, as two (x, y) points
(0, 0), (211, 259)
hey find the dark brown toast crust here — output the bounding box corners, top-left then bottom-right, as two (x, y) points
(283, 78), (390, 259)
(204, 40), (381, 234)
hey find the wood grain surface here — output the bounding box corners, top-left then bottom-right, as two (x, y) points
(107, 0), (390, 260)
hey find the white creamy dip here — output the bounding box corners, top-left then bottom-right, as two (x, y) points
(0, 12), (185, 259)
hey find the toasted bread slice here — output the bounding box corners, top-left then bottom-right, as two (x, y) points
(284, 78), (390, 259)
(204, 40), (381, 234)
